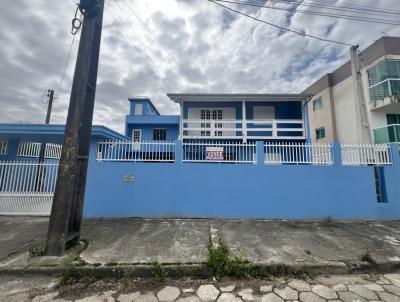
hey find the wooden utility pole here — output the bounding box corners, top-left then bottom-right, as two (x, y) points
(350, 45), (372, 144)
(45, 0), (105, 256)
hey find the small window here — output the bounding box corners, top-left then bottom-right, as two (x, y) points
(313, 97), (323, 111)
(132, 129), (141, 142)
(0, 141), (7, 155)
(153, 128), (166, 141)
(315, 127), (325, 140)
(135, 104), (143, 115)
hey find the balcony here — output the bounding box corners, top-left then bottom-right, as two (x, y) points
(181, 119), (305, 140)
(373, 124), (400, 143)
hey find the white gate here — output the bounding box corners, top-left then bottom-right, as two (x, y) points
(0, 161), (58, 216)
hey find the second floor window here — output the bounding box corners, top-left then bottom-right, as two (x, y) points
(315, 127), (325, 140)
(313, 97), (323, 111)
(153, 128), (166, 141)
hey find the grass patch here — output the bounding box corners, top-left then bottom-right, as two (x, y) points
(152, 261), (168, 282)
(29, 244), (45, 257)
(207, 237), (312, 280)
(360, 251), (376, 265)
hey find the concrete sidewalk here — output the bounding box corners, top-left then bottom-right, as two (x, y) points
(1, 216), (400, 274)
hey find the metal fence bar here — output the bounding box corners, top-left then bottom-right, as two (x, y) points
(17, 142), (62, 159)
(264, 142), (333, 165)
(182, 140), (256, 163)
(0, 161), (58, 216)
(97, 140), (176, 162)
(341, 144), (391, 166)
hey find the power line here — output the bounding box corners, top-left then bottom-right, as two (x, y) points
(208, 0), (354, 47)
(261, 0), (400, 16)
(117, 0), (198, 84)
(105, 3), (173, 91)
(56, 35), (77, 95)
(213, 0), (400, 26)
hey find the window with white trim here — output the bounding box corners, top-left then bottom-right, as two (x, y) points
(135, 104), (143, 115)
(0, 141), (7, 155)
(132, 129), (141, 142)
(153, 128), (167, 141)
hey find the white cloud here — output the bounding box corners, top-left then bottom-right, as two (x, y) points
(0, 0), (399, 133)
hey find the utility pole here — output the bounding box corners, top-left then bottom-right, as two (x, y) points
(35, 90), (54, 191)
(350, 45), (372, 144)
(45, 0), (105, 256)
(38, 90), (55, 163)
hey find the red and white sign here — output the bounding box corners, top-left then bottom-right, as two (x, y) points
(206, 147), (224, 160)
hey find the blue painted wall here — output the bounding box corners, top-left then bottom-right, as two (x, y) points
(128, 98), (159, 116)
(83, 142), (400, 220)
(126, 123), (179, 141)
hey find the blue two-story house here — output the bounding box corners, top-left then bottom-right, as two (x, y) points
(125, 93), (310, 143)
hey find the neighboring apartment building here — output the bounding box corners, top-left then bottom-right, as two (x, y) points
(304, 36), (400, 144)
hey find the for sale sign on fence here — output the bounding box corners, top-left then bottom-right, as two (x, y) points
(206, 146), (224, 160)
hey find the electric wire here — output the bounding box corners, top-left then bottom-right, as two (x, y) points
(208, 0), (354, 46)
(257, 0), (400, 16)
(56, 35), (77, 96)
(213, 0), (400, 26)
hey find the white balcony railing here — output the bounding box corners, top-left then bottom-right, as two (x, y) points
(264, 142), (333, 165)
(341, 144), (391, 166)
(181, 119), (304, 140)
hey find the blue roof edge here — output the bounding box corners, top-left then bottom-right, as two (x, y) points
(0, 123), (128, 141)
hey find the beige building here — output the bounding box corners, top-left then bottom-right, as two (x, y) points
(304, 36), (400, 144)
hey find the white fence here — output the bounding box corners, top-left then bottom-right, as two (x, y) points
(264, 142), (333, 165)
(0, 161), (58, 215)
(97, 140), (176, 162)
(341, 144), (391, 166)
(182, 141), (256, 163)
(17, 142), (62, 160)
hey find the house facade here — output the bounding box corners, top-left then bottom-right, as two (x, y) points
(126, 94), (310, 143)
(304, 36), (400, 144)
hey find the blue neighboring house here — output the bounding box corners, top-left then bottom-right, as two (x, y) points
(125, 97), (180, 142)
(125, 93), (310, 143)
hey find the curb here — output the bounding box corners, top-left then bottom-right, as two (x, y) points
(1, 260), (400, 279)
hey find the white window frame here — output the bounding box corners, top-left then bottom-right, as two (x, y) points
(135, 104), (143, 115)
(0, 140), (7, 155)
(132, 129), (141, 142)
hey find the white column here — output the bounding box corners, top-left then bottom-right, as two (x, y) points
(179, 102), (184, 140)
(242, 100), (247, 143)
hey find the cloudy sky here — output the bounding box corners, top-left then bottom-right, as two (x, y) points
(0, 0), (399, 133)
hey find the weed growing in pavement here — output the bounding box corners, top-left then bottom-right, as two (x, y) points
(29, 244), (45, 257)
(360, 251), (376, 265)
(152, 261), (168, 282)
(207, 236), (312, 280)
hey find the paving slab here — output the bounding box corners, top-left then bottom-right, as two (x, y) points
(214, 220), (400, 265)
(0, 216), (48, 260)
(80, 218), (209, 264)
